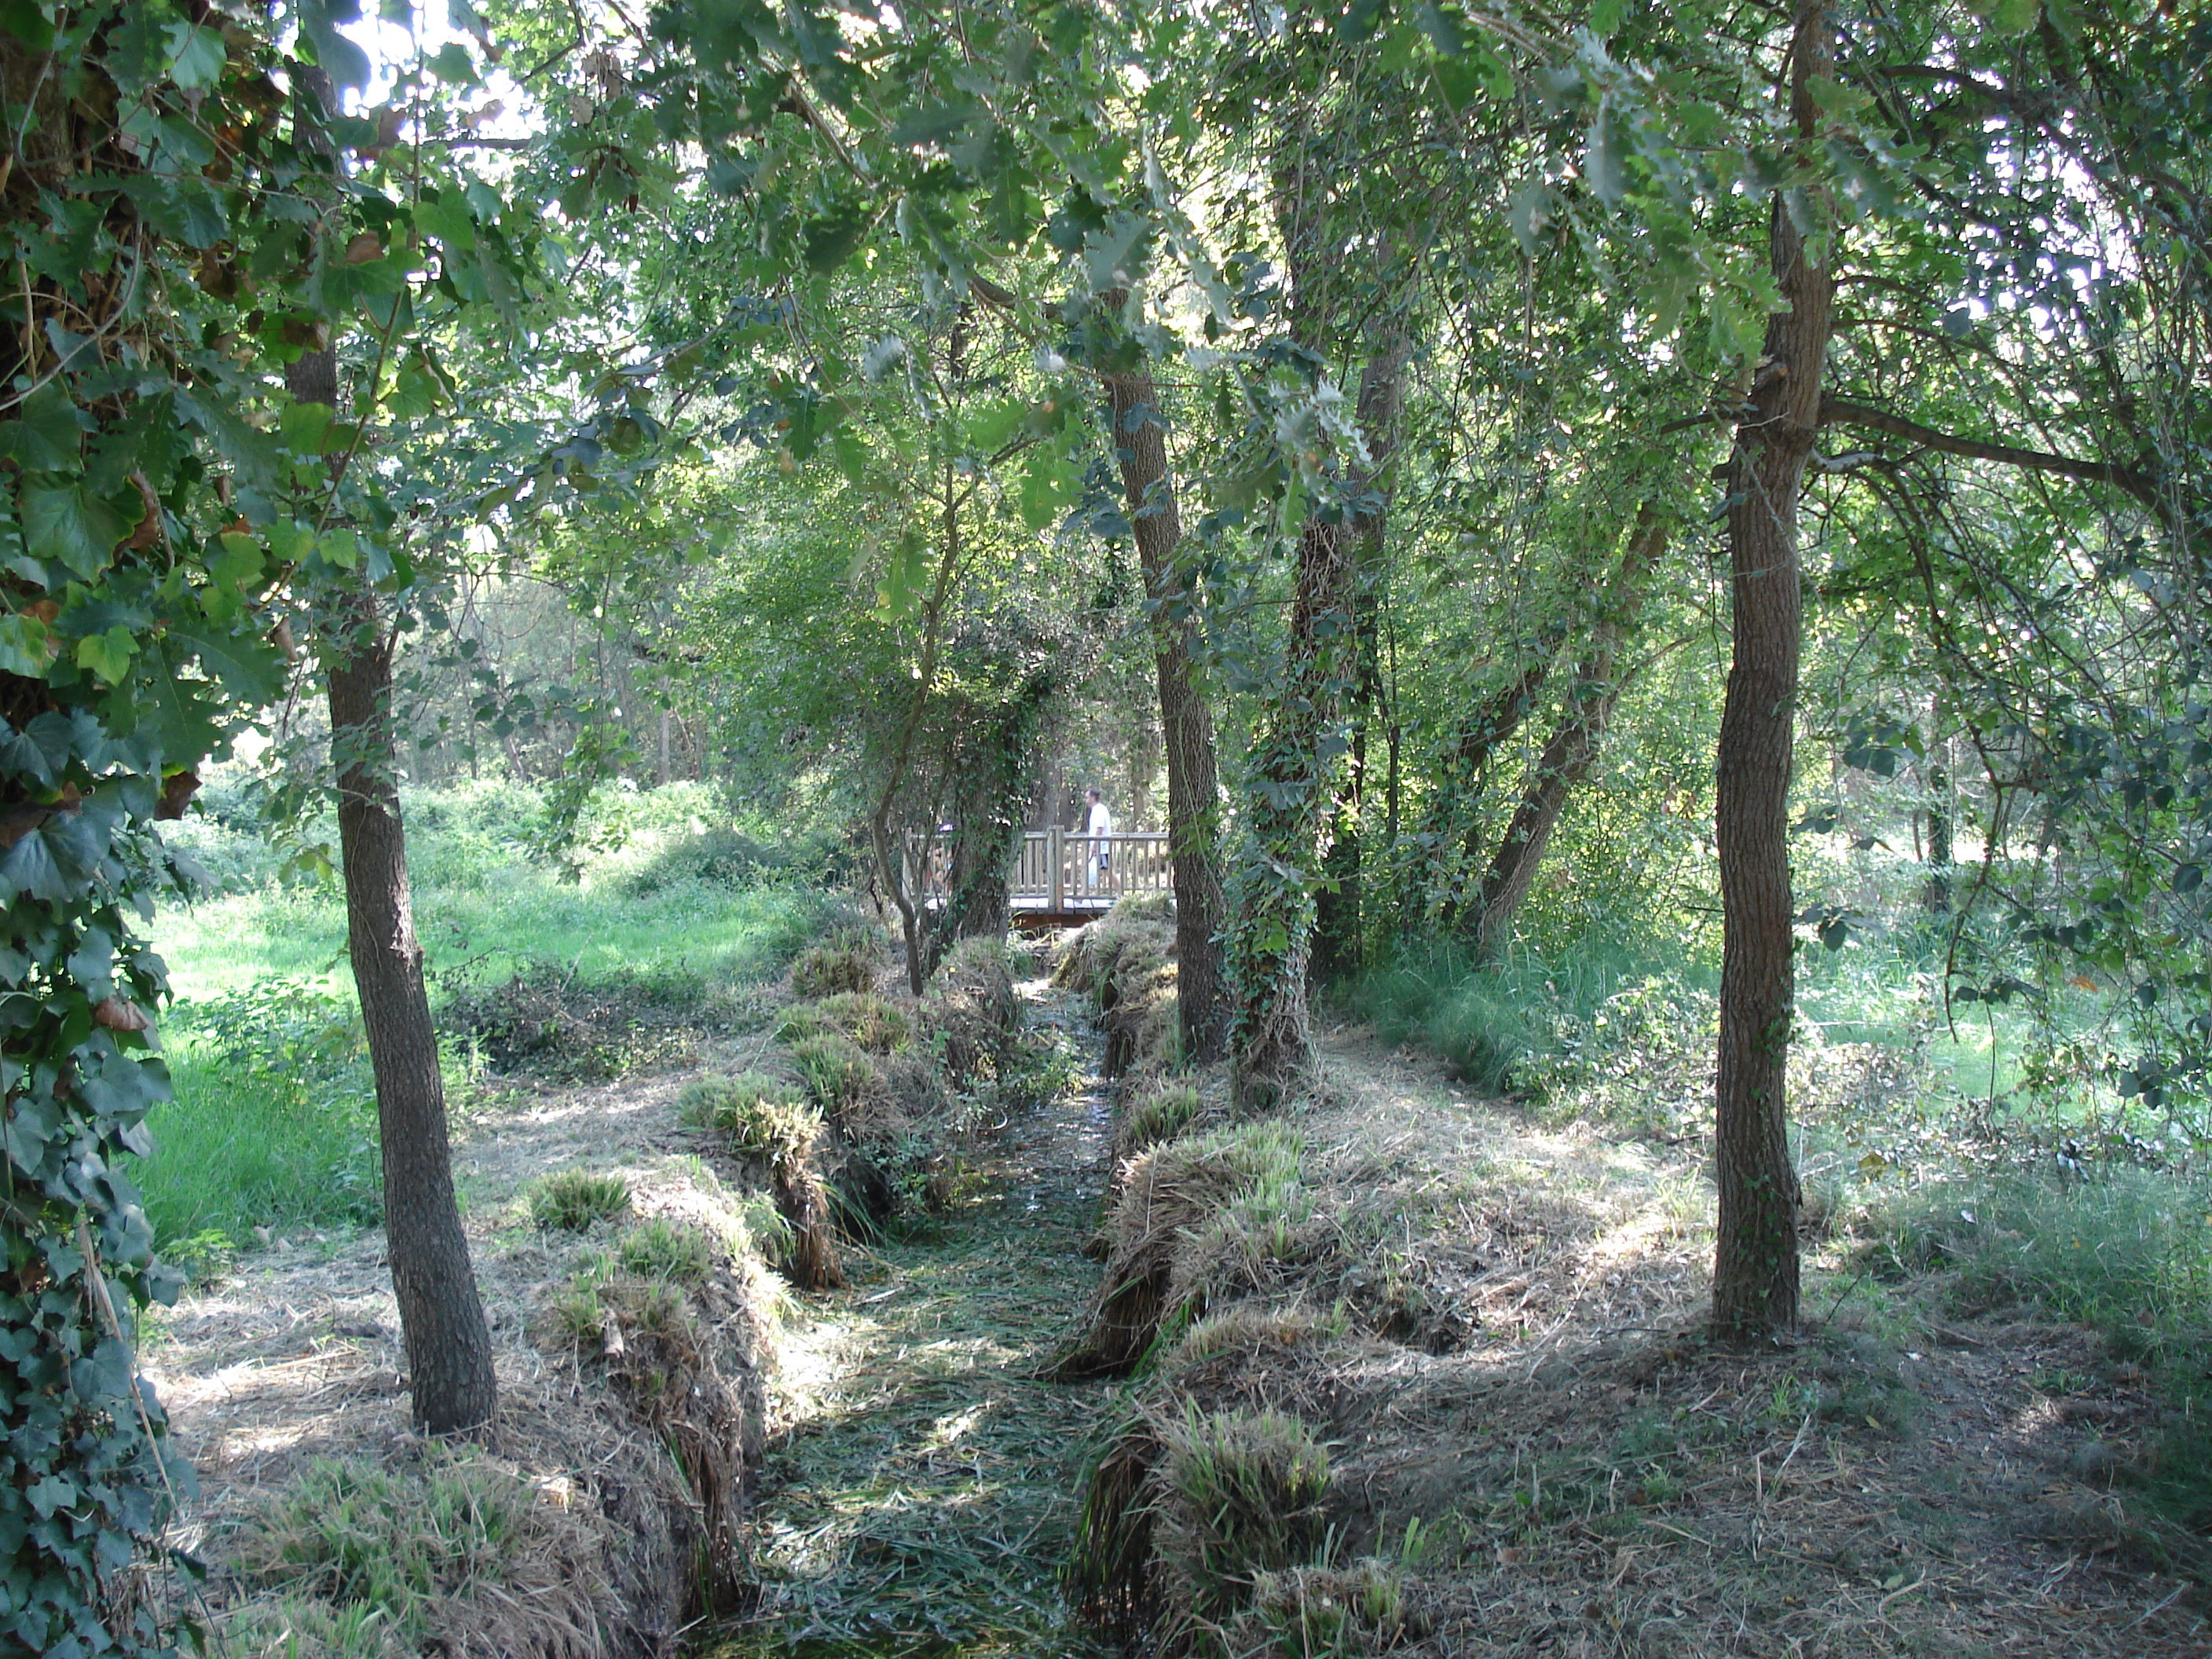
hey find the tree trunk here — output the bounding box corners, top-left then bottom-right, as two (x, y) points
(328, 591), (500, 1431)
(283, 150), (496, 1426)
(1711, 2), (1835, 1342)
(1924, 693), (1953, 913)
(1474, 509), (1668, 956)
(1232, 339), (1410, 1102)
(1104, 368), (1230, 1062)
(1313, 335), (1412, 984)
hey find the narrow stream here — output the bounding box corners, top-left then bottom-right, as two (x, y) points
(701, 966), (1122, 1657)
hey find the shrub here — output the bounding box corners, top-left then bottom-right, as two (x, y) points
(1119, 1082), (1202, 1158)
(527, 1170), (632, 1232)
(624, 823), (853, 895)
(776, 992), (914, 1056)
(235, 1447), (604, 1654)
(676, 1071), (814, 1159)
(617, 1217), (716, 1284)
(1868, 1166), (2212, 1347)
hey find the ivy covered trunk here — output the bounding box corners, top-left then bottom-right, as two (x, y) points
(327, 590), (500, 1431)
(1711, 1), (1835, 1342)
(1105, 371), (1230, 1064)
(1231, 341), (1408, 1105)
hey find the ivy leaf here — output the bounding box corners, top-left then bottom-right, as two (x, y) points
(0, 380), (83, 472)
(0, 0), (54, 50)
(0, 809), (105, 903)
(75, 627), (137, 687)
(0, 613), (50, 679)
(20, 482), (129, 578)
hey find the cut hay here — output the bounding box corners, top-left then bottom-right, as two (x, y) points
(1051, 1122), (1307, 1379)
(152, 1071), (783, 1659)
(679, 1071), (844, 1289)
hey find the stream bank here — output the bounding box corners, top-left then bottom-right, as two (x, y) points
(701, 967), (1121, 1657)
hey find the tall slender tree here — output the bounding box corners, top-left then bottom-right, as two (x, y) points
(1710, 2), (1835, 1339)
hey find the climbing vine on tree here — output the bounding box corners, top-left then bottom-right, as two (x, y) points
(0, 2), (377, 1648)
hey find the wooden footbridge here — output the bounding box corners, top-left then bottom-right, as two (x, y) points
(914, 828), (1174, 928)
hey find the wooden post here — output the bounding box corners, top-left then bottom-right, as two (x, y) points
(1049, 824), (1065, 910)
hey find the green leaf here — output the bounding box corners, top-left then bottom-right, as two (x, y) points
(1586, 102), (1625, 207)
(20, 482), (129, 578)
(803, 204), (870, 273)
(426, 42), (478, 84)
(888, 101), (982, 151)
(1413, 2), (1466, 56)
(1589, 0), (1624, 36)
(1970, 0), (2039, 34)
(0, 381), (84, 472)
(319, 528), (361, 570)
(170, 624), (283, 703)
(75, 627), (135, 687)
(300, 0), (372, 90)
(0, 0), (53, 50)
(0, 613), (49, 678)
(164, 20), (226, 90)
(211, 533), (263, 591)
(280, 400), (335, 457)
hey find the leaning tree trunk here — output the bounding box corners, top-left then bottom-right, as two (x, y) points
(1232, 339), (1410, 1104)
(1473, 508), (1668, 957)
(1711, 1), (1835, 1342)
(1104, 367), (1231, 1063)
(328, 591), (500, 1431)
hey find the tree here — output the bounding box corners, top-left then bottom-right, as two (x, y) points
(1709, 2), (1834, 1339)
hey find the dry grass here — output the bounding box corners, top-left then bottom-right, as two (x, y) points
(1068, 1031), (2210, 1656)
(146, 1068), (784, 1657)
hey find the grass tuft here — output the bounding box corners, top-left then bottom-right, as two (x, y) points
(616, 1216), (716, 1284)
(1156, 1406), (1335, 1633)
(526, 1169), (632, 1232)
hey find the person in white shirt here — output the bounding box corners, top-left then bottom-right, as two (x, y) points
(1084, 788), (1115, 892)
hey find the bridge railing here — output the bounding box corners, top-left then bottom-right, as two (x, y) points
(1015, 829), (1172, 909)
(908, 830), (1174, 911)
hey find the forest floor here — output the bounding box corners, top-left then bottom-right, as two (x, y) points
(140, 945), (2207, 1657)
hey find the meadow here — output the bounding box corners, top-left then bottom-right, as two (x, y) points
(136, 778), (841, 1266)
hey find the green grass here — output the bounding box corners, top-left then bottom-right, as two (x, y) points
(138, 1039), (383, 1252)
(133, 781), (839, 1261)
(1343, 931), (1712, 1097)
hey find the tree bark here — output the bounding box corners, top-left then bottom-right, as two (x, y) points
(1104, 368), (1231, 1063)
(1474, 509), (1668, 956)
(1711, 2), (1835, 1342)
(327, 591), (500, 1431)
(1232, 338), (1410, 1102)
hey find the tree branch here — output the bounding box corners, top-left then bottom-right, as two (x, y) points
(1815, 395), (2157, 509)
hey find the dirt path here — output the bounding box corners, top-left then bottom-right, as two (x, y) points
(701, 971), (1122, 1657)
